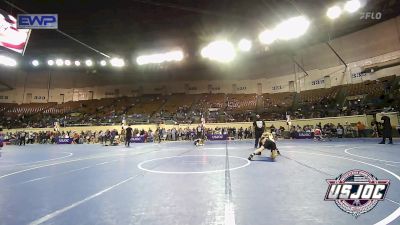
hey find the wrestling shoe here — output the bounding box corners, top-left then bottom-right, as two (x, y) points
(248, 153), (255, 161)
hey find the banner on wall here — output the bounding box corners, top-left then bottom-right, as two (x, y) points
(311, 79), (325, 86)
(207, 134), (228, 140)
(272, 85), (282, 91)
(295, 132), (314, 139)
(130, 136), (145, 143)
(56, 138), (73, 144)
(0, 9), (31, 54)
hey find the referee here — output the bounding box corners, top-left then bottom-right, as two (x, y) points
(253, 114), (265, 148)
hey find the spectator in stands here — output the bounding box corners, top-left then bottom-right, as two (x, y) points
(238, 127), (243, 140)
(371, 122), (379, 138)
(0, 128), (4, 150)
(337, 123), (344, 138)
(120, 127), (126, 142)
(19, 131), (26, 146)
(157, 127), (162, 143)
(289, 126), (297, 139)
(397, 123), (400, 137)
(27, 132), (35, 144)
(379, 114), (393, 144)
(356, 121), (366, 138)
(171, 128), (177, 141)
(270, 124), (276, 133)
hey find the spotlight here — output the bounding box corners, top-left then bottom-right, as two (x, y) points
(64, 60), (71, 66)
(327, 6), (342, 19)
(238, 39), (252, 52)
(100, 60), (107, 66)
(110, 58), (125, 67)
(85, 59), (93, 67)
(31, 59), (39, 67)
(274, 16), (310, 40)
(136, 56), (147, 65)
(47, 60), (54, 66)
(344, 0), (361, 13)
(74, 60), (81, 66)
(164, 51), (184, 62)
(136, 50), (183, 65)
(201, 40), (236, 63)
(259, 29), (276, 45)
(0, 55), (17, 67)
(56, 59), (64, 66)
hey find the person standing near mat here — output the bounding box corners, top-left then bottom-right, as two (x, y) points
(253, 114), (265, 148)
(0, 128), (4, 152)
(379, 114), (393, 144)
(125, 125), (133, 147)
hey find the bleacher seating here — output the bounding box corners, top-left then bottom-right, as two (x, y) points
(262, 92), (294, 109)
(1, 76), (399, 128)
(297, 87), (340, 105)
(346, 80), (385, 98)
(226, 94), (257, 112)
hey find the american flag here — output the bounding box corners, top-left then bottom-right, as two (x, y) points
(0, 9), (30, 54)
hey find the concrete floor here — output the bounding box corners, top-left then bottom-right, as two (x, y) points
(0, 139), (399, 225)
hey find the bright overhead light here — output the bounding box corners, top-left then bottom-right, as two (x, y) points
(0, 55), (17, 67)
(327, 6), (342, 19)
(238, 39), (252, 52)
(259, 29), (276, 45)
(201, 40), (236, 63)
(31, 59), (39, 67)
(47, 60), (54, 66)
(110, 58), (125, 67)
(56, 59), (64, 66)
(64, 60), (71, 66)
(274, 16), (310, 40)
(164, 51), (184, 62)
(100, 60), (107, 66)
(136, 50), (184, 65)
(344, 0), (361, 13)
(74, 60), (81, 66)
(85, 59), (93, 67)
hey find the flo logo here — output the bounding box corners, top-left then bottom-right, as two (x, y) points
(325, 169), (390, 218)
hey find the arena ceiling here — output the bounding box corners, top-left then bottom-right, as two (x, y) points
(0, 0), (399, 81)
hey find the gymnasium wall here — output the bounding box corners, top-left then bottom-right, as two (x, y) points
(1, 16), (400, 104)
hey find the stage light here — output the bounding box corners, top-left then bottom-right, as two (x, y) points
(164, 51), (184, 62)
(85, 59), (93, 67)
(0, 55), (17, 67)
(136, 50), (184, 65)
(136, 56), (146, 65)
(100, 60), (107, 66)
(201, 40), (236, 63)
(274, 16), (310, 40)
(327, 6), (342, 19)
(74, 60), (81, 66)
(259, 29), (276, 45)
(64, 60), (71, 66)
(344, 0), (361, 13)
(238, 39), (252, 52)
(110, 58), (125, 67)
(47, 60), (54, 66)
(56, 59), (64, 66)
(31, 59), (39, 67)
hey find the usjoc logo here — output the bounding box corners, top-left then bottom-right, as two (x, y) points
(17, 14), (58, 29)
(325, 169), (390, 218)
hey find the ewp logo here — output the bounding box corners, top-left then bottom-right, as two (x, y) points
(17, 14), (58, 29)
